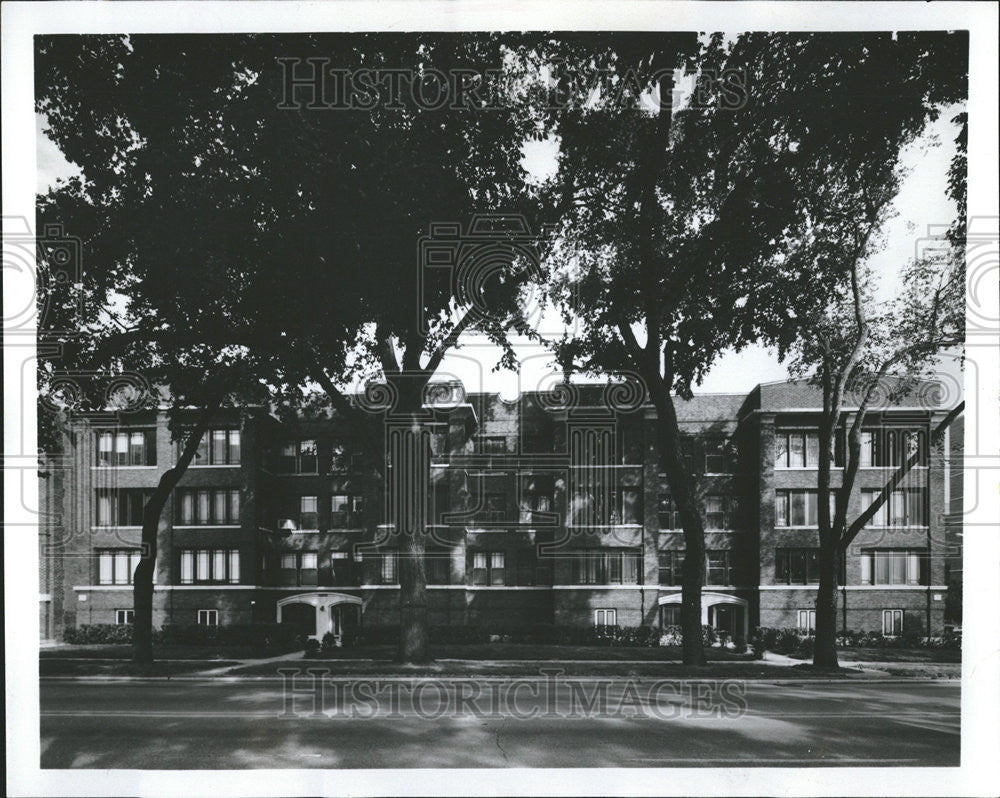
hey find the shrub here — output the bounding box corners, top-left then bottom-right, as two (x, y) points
(321, 632), (338, 652)
(304, 638), (320, 657)
(732, 635), (748, 654)
(64, 624), (133, 645)
(793, 635), (815, 659)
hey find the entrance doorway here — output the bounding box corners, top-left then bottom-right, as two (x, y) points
(276, 593), (363, 644)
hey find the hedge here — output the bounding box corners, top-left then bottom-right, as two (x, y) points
(64, 623), (302, 654)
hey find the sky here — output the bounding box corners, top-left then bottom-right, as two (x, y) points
(36, 88), (964, 401)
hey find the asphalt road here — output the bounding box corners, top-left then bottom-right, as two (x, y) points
(40, 676), (960, 768)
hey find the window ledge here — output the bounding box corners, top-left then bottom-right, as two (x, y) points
(187, 464), (241, 469)
(91, 465), (158, 470)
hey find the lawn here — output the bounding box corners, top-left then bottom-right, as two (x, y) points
(309, 643), (755, 662)
(40, 659), (239, 677)
(40, 644), (260, 660)
(789, 647), (961, 664)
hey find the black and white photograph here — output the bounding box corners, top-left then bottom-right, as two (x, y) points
(3, 2), (999, 796)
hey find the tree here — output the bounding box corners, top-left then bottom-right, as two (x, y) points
(738, 33), (968, 668)
(36, 33), (543, 663)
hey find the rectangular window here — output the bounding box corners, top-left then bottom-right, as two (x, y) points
(705, 439), (730, 473)
(776, 431), (831, 468)
(176, 488), (240, 525)
(797, 609), (816, 633)
(330, 494), (364, 527)
(115, 609), (134, 625)
(299, 495), (319, 529)
(490, 552), (506, 585)
(657, 495), (680, 530)
(94, 489), (149, 526)
(882, 609), (904, 636)
(184, 428), (240, 465)
(706, 550), (731, 586)
(97, 549), (140, 585)
(775, 548), (821, 585)
(658, 550), (684, 585)
(594, 608), (617, 628)
(276, 439), (317, 473)
(197, 609), (219, 626)
(379, 550), (397, 584)
(860, 549), (928, 586)
(704, 495), (732, 530)
(478, 436), (508, 454)
(427, 550), (452, 585)
(659, 604), (681, 627)
(861, 488), (927, 527)
(96, 429), (155, 466)
(472, 551), (488, 585)
(775, 490), (834, 528)
(571, 549), (643, 585)
(860, 429), (928, 467)
(178, 549), (240, 584)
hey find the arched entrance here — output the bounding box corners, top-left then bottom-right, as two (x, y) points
(657, 592), (749, 639)
(276, 593), (363, 645)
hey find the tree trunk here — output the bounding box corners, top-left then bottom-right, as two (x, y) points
(132, 402), (221, 665)
(650, 387), (706, 666)
(813, 541), (841, 668)
(398, 528), (430, 663)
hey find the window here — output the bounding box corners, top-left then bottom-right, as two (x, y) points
(882, 609), (904, 636)
(176, 488), (240, 525)
(277, 439), (316, 473)
(704, 495), (735, 529)
(775, 548), (820, 584)
(97, 549), (141, 585)
(477, 436), (508, 454)
(775, 490), (835, 528)
(797, 610), (816, 633)
(470, 550), (507, 585)
(115, 609), (134, 625)
(658, 550), (684, 585)
(860, 549), (929, 586)
(861, 488), (927, 527)
(594, 608), (617, 628)
(775, 431), (836, 469)
(186, 428), (240, 465)
(330, 494), (364, 527)
(571, 549), (642, 585)
(197, 609), (219, 626)
(860, 429), (927, 468)
(299, 495), (318, 529)
(657, 494), (680, 530)
(178, 549), (240, 584)
(277, 551), (318, 586)
(659, 605), (681, 627)
(705, 439), (731, 473)
(378, 550), (398, 584)
(706, 550), (731, 585)
(96, 430), (156, 466)
(329, 444), (364, 473)
(519, 476), (553, 521)
(95, 489), (149, 526)
(426, 549), (452, 584)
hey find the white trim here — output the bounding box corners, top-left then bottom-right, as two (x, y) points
(551, 584), (646, 590)
(172, 525), (241, 530)
(186, 464), (241, 469)
(465, 585), (550, 591)
(90, 465), (158, 470)
(758, 584), (948, 591)
(657, 591), (749, 606)
(39, 594), (51, 601)
(276, 591), (362, 609)
(90, 526), (143, 531)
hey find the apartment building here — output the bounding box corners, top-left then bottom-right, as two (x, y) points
(39, 378), (960, 644)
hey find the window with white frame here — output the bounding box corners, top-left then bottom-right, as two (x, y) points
(775, 490), (836, 527)
(176, 488), (240, 525)
(277, 551), (318, 586)
(185, 428), (240, 465)
(470, 550), (506, 585)
(97, 549), (141, 585)
(882, 609), (904, 636)
(277, 439), (317, 473)
(860, 429), (927, 468)
(860, 488), (927, 527)
(179, 549), (240, 584)
(96, 430), (156, 466)
(797, 610), (816, 633)
(594, 608), (617, 628)
(378, 550), (397, 584)
(197, 609), (219, 626)
(860, 549), (929, 586)
(95, 489), (150, 526)
(115, 609), (135, 625)
(571, 549), (641, 585)
(330, 494), (364, 527)
(704, 438), (731, 473)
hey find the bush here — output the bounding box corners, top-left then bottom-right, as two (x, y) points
(304, 638), (320, 657)
(701, 625), (719, 647)
(321, 632), (339, 652)
(793, 635), (815, 659)
(64, 624), (133, 645)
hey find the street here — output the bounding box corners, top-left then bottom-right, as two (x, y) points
(40, 677), (960, 768)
